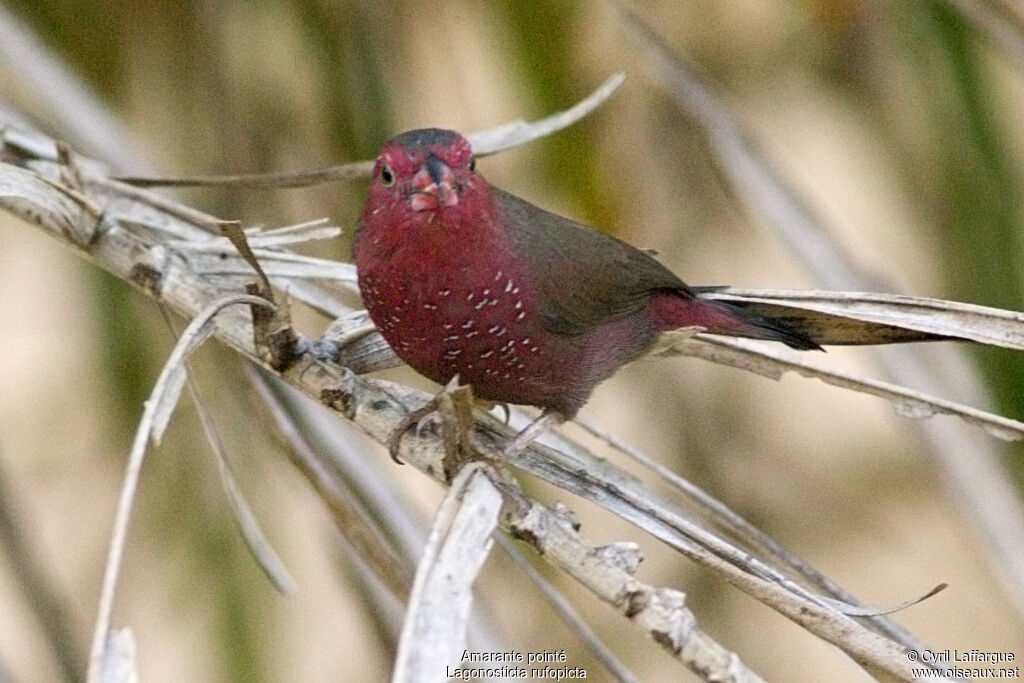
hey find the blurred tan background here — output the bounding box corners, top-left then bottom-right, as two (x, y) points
(0, 0), (1023, 681)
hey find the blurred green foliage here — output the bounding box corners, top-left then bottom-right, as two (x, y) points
(921, 3), (1024, 423)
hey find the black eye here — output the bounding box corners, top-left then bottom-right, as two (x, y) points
(469, 157), (476, 171)
(380, 164), (395, 186)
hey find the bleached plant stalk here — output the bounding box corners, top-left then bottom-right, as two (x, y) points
(0, 85), (769, 679)
(391, 463), (502, 683)
(0, 9), (974, 681)
(0, 130), (996, 678)
(113, 73), (626, 190)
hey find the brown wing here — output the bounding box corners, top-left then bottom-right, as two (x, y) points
(495, 188), (693, 336)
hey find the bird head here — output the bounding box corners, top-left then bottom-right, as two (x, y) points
(369, 128), (477, 213)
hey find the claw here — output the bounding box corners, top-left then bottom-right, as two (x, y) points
(385, 401), (440, 464)
(388, 401), (440, 463)
(414, 412), (444, 439)
(387, 375), (479, 478)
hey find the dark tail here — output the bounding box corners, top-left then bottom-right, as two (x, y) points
(651, 294), (822, 351)
(700, 300), (822, 350)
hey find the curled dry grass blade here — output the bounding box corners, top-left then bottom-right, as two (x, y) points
(86, 293), (273, 683)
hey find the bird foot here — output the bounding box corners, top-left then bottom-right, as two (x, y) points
(387, 381), (563, 480)
(388, 376), (482, 480)
(387, 401), (447, 463)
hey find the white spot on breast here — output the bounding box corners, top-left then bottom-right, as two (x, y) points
(505, 279), (515, 292)
(480, 350), (494, 359)
(494, 270), (503, 281)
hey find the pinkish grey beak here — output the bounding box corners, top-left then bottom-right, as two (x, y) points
(410, 154), (459, 211)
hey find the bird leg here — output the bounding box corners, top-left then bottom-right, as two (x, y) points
(388, 380), (563, 476)
(497, 409), (565, 458)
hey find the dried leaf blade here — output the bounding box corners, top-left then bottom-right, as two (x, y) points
(709, 289), (1024, 349)
(392, 463), (502, 683)
(87, 293), (274, 683)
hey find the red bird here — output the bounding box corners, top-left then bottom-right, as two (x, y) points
(353, 129), (819, 437)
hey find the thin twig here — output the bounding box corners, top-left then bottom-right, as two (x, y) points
(112, 73), (626, 189)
